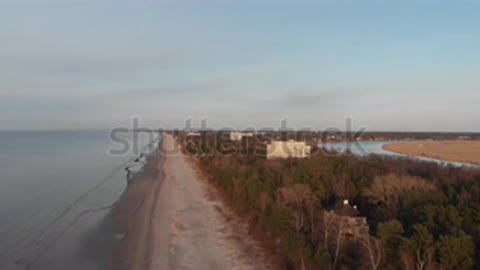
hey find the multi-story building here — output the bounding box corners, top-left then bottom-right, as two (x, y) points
(266, 140), (311, 159)
(229, 131), (253, 141)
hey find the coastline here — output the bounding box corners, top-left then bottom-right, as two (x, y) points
(147, 134), (272, 270)
(383, 140), (480, 166)
(192, 153), (284, 269)
(107, 138), (165, 270)
(106, 133), (272, 270)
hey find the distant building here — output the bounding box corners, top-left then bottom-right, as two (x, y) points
(229, 131), (253, 141)
(186, 131), (201, 137)
(266, 140), (311, 159)
(327, 135), (337, 140)
(324, 200), (369, 240)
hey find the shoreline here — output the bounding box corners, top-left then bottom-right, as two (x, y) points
(107, 138), (165, 270)
(383, 140), (480, 166)
(148, 134), (273, 269)
(107, 133), (272, 270)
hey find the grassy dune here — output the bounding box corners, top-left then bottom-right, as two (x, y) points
(384, 140), (480, 165)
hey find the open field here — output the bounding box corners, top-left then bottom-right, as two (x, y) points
(383, 140), (480, 165)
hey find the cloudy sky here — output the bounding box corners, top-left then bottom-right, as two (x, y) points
(1, 0), (479, 131)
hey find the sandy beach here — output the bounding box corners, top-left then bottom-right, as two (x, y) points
(110, 133), (271, 270)
(383, 140), (480, 165)
(108, 150), (164, 270)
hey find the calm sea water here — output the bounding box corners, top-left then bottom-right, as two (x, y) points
(322, 141), (479, 168)
(322, 140), (400, 157)
(0, 130), (159, 270)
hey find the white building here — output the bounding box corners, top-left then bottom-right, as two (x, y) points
(266, 140), (311, 159)
(186, 131), (201, 137)
(229, 131), (253, 141)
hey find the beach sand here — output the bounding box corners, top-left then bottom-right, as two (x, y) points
(110, 133), (271, 270)
(108, 151), (164, 270)
(383, 140), (480, 165)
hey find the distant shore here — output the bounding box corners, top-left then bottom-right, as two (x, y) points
(383, 140), (480, 165)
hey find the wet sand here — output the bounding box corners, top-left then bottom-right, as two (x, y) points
(111, 134), (271, 270)
(108, 152), (164, 270)
(384, 140), (480, 165)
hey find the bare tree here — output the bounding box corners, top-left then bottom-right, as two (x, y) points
(305, 194), (319, 239)
(333, 218), (345, 268)
(360, 236), (383, 270)
(277, 184), (315, 232)
(399, 229), (435, 270)
(415, 243), (434, 270)
(298, 246), (306, 270)
(276, 184), (315, 270)
(400, 251), (415, 270)
(321, 211), (336, 248)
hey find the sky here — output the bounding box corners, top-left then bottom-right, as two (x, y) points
(1, 0), (480, 131)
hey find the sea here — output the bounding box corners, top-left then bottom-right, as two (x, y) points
(0, 130), (160, 270)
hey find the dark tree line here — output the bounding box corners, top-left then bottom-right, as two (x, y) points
(183, 134), (480, 269)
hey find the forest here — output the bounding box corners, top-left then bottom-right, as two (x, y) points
(183, 134), (480, 270)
